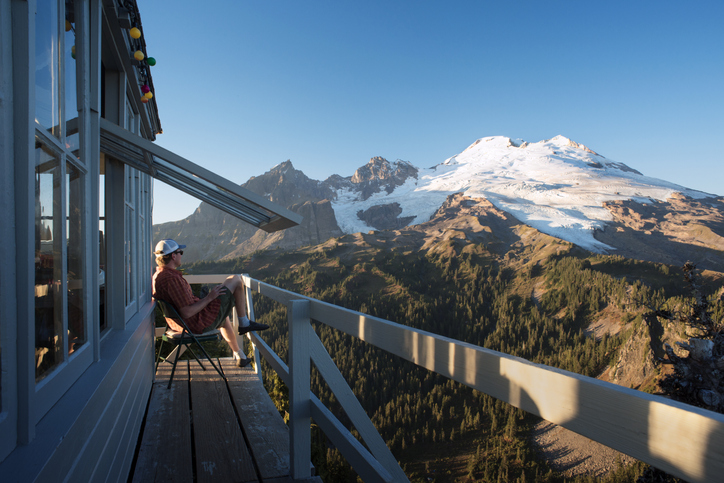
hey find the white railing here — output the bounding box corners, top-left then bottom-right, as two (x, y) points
(182, 274), (724, 483)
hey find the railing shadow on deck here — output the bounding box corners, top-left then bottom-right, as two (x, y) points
(183, 274), (724, 483)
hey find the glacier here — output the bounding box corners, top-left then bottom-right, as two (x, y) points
(330, 135), (714, 253)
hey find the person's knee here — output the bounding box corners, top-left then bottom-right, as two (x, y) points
(224, 274), (242, 289)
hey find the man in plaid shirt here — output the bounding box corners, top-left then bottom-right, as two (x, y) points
(152, 239), (268, 367)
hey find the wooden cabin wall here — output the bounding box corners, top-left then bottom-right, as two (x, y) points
(0, 305), (155, 482)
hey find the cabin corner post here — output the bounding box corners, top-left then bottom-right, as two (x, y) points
(288, 299), (312, 479)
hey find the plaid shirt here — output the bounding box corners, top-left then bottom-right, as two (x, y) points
(152, 266), (220, 334)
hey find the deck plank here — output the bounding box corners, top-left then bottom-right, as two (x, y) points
(189, 360), (258, 483)
(224, 360), (292, 481)
(132, 361), (192, 483)
(133, 357), (322, 483)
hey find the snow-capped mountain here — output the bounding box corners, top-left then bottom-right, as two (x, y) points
(154, 135), (723, 270)
(332, 135), (714, 253)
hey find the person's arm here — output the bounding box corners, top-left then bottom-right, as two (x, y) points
(177, 284), (228, 320)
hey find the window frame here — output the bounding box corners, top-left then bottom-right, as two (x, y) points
(31, 91), (94, 426)
(7, 0), (99, 446)
(0, 0), (19, 462)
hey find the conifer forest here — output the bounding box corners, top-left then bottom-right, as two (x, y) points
(184, 238), (724, 483)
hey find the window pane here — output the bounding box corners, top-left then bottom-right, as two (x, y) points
(35, 141), (63, 381)
(99, 156), (107, 331)
(64, 3), (79, 154)
(137, 172), (148, 300)
(67, 161), (85, 353)
(35, 0), (60, 137)
(124, 167), (136, 308)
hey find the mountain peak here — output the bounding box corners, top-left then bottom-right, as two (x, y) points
(348, 156), (419, 201)
(269, 160), (295, 174)
(351, 157), (391, 183)
(545, 135), (599, 155)
(333, 134), (716, 254)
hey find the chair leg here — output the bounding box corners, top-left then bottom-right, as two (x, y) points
(185, 345), (208, 371)
(190, 338), (226, 380)
(167, 343), (182, 390)
(155, 337), (165, 374)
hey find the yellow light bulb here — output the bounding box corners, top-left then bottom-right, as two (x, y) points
(129, 27), (141, 39)
(144, 91), (153, 99)
(133, 50), (144, 61)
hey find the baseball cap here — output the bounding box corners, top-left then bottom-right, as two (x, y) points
(154, 239), (186, 256)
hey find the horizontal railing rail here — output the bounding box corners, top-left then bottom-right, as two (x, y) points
(181, 274), (724, 483)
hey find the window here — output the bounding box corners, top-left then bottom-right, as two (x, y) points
(99, 156), (107, 332)
(34, 139), (88, 382)
(124, 166), (137, 312)
(32, 0), (91, 392)
(35, 0), (78, 148)
(34, 0), (61, 137)
(34, 0), (84, 382)
(123, 166), (153, 319)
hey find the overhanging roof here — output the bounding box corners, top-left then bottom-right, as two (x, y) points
(99, 118), (302, 232)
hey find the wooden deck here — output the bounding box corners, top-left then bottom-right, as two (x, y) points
(131, 358), (322, 483)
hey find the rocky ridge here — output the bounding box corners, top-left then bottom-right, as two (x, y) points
(154, 146), (724, 273)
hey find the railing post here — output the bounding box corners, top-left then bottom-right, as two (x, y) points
(242, 274), (262, 380)
(288, 299), (311, 480)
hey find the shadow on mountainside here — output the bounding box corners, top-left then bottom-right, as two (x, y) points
(595, 195), (724, 273)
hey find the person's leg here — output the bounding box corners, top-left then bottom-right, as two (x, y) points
(222, 275), (247, 319)
(206, 290), (253, 368)
(218, 317), (241, 354)
(219, 317), (253, 367)
(222, 275), (269, 334)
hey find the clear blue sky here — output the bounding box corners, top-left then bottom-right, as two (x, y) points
(140, 1), (723, 224)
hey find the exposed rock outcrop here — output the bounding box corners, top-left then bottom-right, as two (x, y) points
(356, 203), (416, 231)
(350, 157), (418, 200)
(595, 195), (724, 272)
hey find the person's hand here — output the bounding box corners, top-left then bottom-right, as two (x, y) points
(206, 284), (228, 301)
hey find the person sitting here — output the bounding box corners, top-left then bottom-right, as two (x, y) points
(151, 239), (268, 367)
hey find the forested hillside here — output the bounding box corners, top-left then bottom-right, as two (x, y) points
(185, 236), (724, 482)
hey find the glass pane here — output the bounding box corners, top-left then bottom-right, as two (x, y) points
(99, 156), (107, 331)
(64, 2), (79, 154)
(124, 167), (136, 308)
(67, 161), (85, 353)
(35, 141), (63, 380)
(125, 101), (136, 133)
(35, 0), (60, 137)
(138, 191), (146, 299)
(124, 202), (130, 307)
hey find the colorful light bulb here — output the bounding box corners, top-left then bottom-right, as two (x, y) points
(133, 50), (144, 61)
(129, 27), (141, 39)
(146, 57), (156, 66)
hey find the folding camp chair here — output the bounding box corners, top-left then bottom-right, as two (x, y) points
(154, 299), (226, 388)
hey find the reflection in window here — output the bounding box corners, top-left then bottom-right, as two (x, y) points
(99, 155), (107, 331)
(35, 142), (63, 380)
(67, 162), (85, 352)
(125, 167), (137, 307)
(35, 0), (60, 136)
(64, 9), (79, 154)
(35, 138), (87, 381)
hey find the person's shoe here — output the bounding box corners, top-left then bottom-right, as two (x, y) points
(238, 321), (269, 335)
(236, 356), (253, 368)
